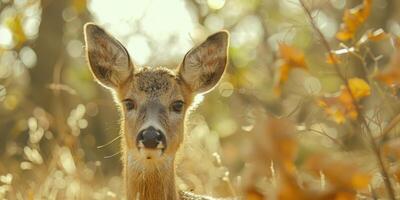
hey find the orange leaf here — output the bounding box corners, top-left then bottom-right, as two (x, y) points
(279, 44), (307, 68)
(367, 29), (388, 41)
(333, 192), (356, 200)
(394, 35), (400, 49)
(375, 69), (400, 86)
(357, 29), (388, 45)
(246, 188), (265, 200)
(336, 0), (372, 41)
(336, 30), (354, 42)
(375, 37), (400, 87)
(326, 53), (341, 64)
(278, 63), (291, 83)
(305, 154), (371, 190)
(275, 44), (308, 95)
(318, 78), (369, 123)
(383, 138), (400, 159)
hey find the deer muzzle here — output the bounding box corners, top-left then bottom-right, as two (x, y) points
(136, 126), (166, 151)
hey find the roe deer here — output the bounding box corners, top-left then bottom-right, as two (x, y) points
(84, 23), (232, 200)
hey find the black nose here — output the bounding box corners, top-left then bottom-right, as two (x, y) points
(136, 127), (165, 149)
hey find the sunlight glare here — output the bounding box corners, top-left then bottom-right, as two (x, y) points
(126, 34), (151, 66)
(0, 26), (14, 48)
(231, 15), (263, 48)
(207, 0), (225, 10)
(88, 0), (196, 66)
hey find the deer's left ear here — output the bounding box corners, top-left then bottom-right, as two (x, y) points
(178, 31), (229, 94)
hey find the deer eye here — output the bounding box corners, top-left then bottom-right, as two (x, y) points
(171, 100), (184, 113)
(122, 99), (136, 111)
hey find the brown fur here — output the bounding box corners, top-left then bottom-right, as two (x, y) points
(136, 67), (175, 97)
(84, 23), (231, 200)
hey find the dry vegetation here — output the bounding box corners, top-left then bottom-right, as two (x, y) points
(1, 0), (400, 199)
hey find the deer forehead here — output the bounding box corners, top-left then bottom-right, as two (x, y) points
(120, 67), (186, 102)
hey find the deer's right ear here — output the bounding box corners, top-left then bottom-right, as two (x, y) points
(84, 23), (134, 89)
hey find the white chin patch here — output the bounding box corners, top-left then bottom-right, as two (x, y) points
(138, 141), (165, 160)
(139, 148), (163, 160)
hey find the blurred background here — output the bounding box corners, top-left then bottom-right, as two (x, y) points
(1, 0), (400, 199)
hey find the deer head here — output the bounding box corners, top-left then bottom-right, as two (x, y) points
(84, 23), (229, 199)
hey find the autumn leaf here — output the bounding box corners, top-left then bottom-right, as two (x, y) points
(275, 44), (308, 95)
(245, 188), (265, 200)
(391, 165), (400, 184)
(263, 117), (298, 174)
(367, 29), (388, 41)
(347, 78), (371, 100)
(330, 192), (356, 200)
(279, 43), (307, 68)
(248, 116), (303, 199)
(318, 78), (370, 123)
(305, 154), (371, 190)
(278, 175), (310, 200)
(336, 31), (353, 42)
(358, 29), (389, 45)
(375, 69), (400, 87)
(249, 116), (299, 178)
(382, 138), (400, 160)
(278, 63), (291, 83)
(394, 35), (400, 49)
(278, 168), (360, 200)
(326, 53), (341, 64)
(375, 36), (400, 89)
(250, 117), (369, 200)
(5, 14), (26, 48)
(336, 0), (372, 41)
(72, 0), (87, 13)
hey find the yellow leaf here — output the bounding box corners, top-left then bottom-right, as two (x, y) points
(318, 78), (369, 124)
(5, 14), (26, 48)
(317, 99), (348, 124)
(317, 99), (328, 107)
(336, 0), (372, 41)
(72, 0), (87, 13)
(351, 173), (371, 189)
(332, 109), (346, 124)
(347, 78), (371, 100)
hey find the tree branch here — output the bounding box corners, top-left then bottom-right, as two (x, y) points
(298, 1), (396, 199)
(379, 112), (400, 140)
(0, 0), (13, 13)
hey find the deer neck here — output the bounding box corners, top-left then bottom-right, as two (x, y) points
(124, 152), (178, 200)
